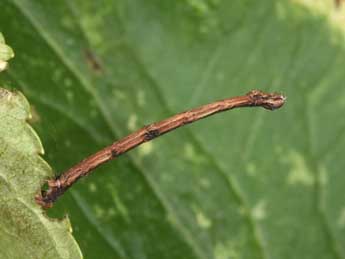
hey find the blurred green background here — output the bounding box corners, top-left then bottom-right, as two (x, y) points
(1, 0), (345, 258)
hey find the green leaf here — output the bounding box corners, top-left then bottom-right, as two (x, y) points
(1, 0), (345, 259)
(0, 88), (82, 259)
(0, 32), (14, 72)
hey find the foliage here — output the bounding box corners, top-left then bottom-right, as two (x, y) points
(0, 32), (14, 71)
(1, 1), (345, 258)
(0, 88), (82, 258)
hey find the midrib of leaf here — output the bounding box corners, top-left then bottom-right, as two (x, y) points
(116, 39), (269, 259)
(9, 1), (297, 258)
(9, 2), (209, 259)
(114, 4), (345, 259)
(113, 5), (268, 259)
(9, 1), (345, 259)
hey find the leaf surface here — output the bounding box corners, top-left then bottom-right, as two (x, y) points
(0, 32), (14, 72)
(0, 88), (82, 259)
(1, 1), (345, 258)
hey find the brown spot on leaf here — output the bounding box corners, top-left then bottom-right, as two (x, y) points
(84, 49), (103, 74)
